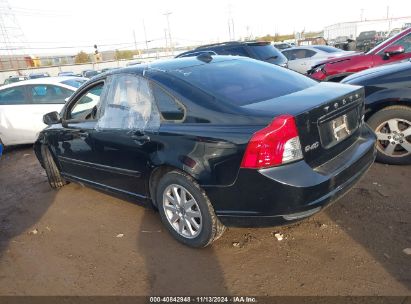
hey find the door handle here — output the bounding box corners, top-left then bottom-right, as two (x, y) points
(131, 131), (150, 145)
(78, 130), (89, 138)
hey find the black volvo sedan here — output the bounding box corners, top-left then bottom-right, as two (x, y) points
(35, 55), (376, 247)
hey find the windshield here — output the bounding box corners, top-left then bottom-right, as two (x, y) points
(249, 44), (288, 65)
(169, 58), (316, 106)
(313, 46), (341, 53)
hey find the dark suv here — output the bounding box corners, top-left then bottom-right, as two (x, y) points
(176, 41), (288, 67)
(356, 31), (378, 52)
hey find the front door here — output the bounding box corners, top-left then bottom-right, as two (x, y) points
(57, 74), (161, 201)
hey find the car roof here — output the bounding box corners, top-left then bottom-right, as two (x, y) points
(195, 40), (270, 49)
(108, 55), (239, 76)
(282, 45), (340, 51)
(0, 76), (88, 90)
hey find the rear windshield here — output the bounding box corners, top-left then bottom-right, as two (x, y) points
(313, 46), (340, 53)
(358, 31), (376, 39)
(170, 58), (316, 106)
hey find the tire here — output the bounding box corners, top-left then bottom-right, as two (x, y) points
(367, 106), (411, 165)
(156, 170), (225, 248)
(41, 145), (66, 189)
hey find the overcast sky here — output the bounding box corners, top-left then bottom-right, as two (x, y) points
(4, 0), (411, 55)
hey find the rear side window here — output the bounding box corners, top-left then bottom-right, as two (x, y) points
(152, 83), (184, 121)
(170, 58), (316, 106)
(30, 85), (73, 104)
(96, 74), (160, 131)
(0, 87), (27, 105)
(284, 49), (316, 60)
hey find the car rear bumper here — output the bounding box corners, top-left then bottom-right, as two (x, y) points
(204, 124), (376, 227)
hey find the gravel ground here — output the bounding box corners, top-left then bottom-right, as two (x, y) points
(0, 146), (410, 296)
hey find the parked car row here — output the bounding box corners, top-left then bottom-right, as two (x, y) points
(2, 68), (119, 86)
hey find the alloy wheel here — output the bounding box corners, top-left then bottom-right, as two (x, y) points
(162, 184), (202, 239)
(375, 118), (411, 158)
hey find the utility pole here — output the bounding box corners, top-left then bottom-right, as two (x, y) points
(163, 12), (173, 55)
(386, 6), (390, 19)
(164, 28), (168, 54)
(133, 30), (137, 52)
(360, 8), (364, 22)
(142, 19), (149, 57)
(227, 3), (235, 41)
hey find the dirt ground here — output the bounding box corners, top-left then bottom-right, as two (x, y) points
(0, 146), (410, 296)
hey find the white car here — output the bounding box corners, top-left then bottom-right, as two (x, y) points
(282, 45), (356, 74)
(0, 76), (87, 146)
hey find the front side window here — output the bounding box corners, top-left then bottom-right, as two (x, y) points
(0, 86), (27, 105)
(30, 85), (73, 104)
(69, 83), (104, 120)
(96, 74), (160, 131)
(281, 50), (293, 60)
(390, 33), (411, 53)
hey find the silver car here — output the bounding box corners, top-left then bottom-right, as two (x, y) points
(282, 45), (356, 74)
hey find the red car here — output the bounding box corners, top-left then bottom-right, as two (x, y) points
(308, 28), (411, 81)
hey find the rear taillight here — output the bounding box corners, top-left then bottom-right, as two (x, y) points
(241, 115), (303, 169)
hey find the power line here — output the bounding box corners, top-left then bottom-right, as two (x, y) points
(0, 39), (164, 51)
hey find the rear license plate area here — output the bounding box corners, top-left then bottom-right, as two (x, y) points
(318, 108), (359, 149)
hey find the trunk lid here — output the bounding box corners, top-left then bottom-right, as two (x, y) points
(242, 82), (365, 168)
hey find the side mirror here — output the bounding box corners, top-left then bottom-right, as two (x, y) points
(43, 111), (61, 125)
(384, 45), (405, 57)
